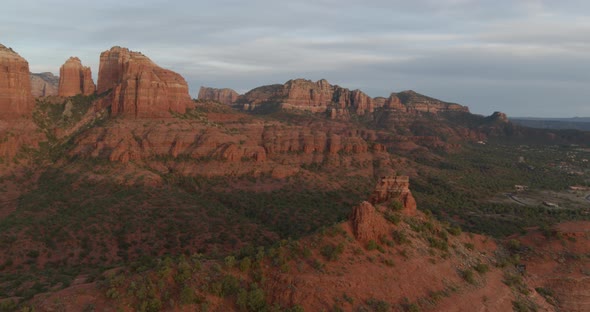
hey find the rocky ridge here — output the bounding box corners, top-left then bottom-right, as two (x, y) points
(58, 57), (96, 97)
(207, 79), (470, 118)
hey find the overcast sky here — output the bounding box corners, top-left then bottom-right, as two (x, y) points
(2, 0), (589, 117)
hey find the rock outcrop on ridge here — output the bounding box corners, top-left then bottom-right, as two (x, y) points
(96, 46), (192, 118)
(351, 176), (418, 242)
(369, 175), (417, 215)
(58, 57), (95, 97)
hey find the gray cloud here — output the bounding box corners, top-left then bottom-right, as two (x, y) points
(2, 0), (589, 117)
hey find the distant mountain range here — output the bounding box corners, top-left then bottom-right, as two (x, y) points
(511, 117), (590, 131)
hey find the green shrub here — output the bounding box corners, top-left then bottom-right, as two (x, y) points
(384, 212), (401, 224)
(461, 269), (476, 284)
(239, 257), (252, 272)
(236, 283), (266, 312)
(427, 237), (448, 251)
(392, 230), (409, 244)
(473, 263), (489, 274)
(0, 300), (17, 312)
(320, 243), (344, 261)
(180, 285), (197, 304)
(508, 239), (521, 252)
(366, 298), (390, 312)
(224, 256), (236, 269)
(221, 275), (240, 296)
(389, 200), (404, 211)
(367, 240), (379, 251)
(535, 287), (553, 297)
(512, 299), (532, 312)
(311, 259), (325, 271)
(447, 226), (462, 236)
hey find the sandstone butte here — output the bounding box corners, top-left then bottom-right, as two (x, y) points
(30, 72), (59, 97)
(198, 86), (239, 105)
(96, 46), (192, 118)
(0, 43), (35, 118)
(58, 57), (96, 97)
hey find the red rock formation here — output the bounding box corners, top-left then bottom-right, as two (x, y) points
(58, 57), (95, 96)
(30, 72), (58, 97)
(369, 176), (417, 215)
(240, 79), (376, 116)
(198, 86), (239, 105)
(350, 201), (389, 242)
(96, 46), (192, 118)
(0, 44), (35, 118)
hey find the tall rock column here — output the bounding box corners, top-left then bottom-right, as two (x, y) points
(0, 44), (34, 118)
(58, 57), (96, 97)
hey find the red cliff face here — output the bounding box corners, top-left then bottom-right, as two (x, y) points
(30, 72), (59, 97)
(0, 44), (35, 118)
(198, 87), (239, 105)
(58, 57), (95, 97)
(96, 46), (192, 118)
